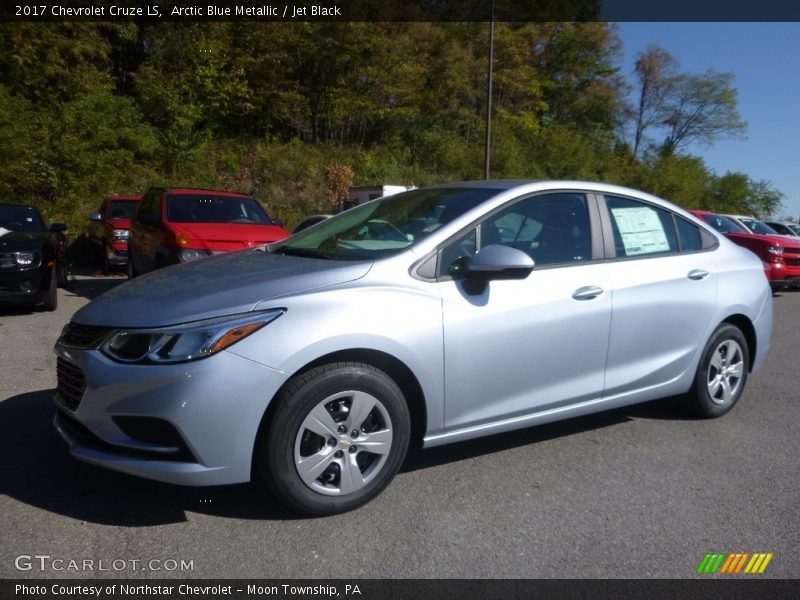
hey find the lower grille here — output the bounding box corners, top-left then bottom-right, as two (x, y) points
(56, 357), (86, 411)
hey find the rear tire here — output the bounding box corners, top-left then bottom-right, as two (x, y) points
(43, 268), (57, 312)
(127, 255), (137, 279)
(257, 362), (410, 516)
(684, 324), (749, 418)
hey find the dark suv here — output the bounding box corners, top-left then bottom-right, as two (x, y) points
(128, 188), (290, 277)
(88, 195), (141, 272)
(0, 203), (67, 311)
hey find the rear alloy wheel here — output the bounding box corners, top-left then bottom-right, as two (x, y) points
(258, 362), (410, 516)
(685, 324), (749, 418)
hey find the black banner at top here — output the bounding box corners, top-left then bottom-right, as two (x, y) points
(2, 0), (800, 23)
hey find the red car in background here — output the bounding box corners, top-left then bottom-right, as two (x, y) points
(88, 195), (141, 273)
(128, 187), (290, 277)
(690, 209), (800, 291)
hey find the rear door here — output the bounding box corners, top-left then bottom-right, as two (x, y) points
(598, 194), (719, 397)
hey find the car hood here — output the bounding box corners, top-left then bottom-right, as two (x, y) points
(106, 217), (132, 229)
(0, 230), (48, 250)
(169, 222), (289, 249)
(725, 231), (800, 249)
(72, 249), (373, 328)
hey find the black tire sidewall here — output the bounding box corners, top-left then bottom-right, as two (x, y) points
(44, 268), (57, 311)
(260, 363), (410, 516)
(690, 324), (749, 418)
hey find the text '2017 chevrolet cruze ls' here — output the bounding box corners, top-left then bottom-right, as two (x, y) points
(54, 181), (772, 515)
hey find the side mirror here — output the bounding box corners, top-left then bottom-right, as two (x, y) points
(89, 212), (102, 222)
(50, 222), (67, 233)
(467, 244), (534, 280)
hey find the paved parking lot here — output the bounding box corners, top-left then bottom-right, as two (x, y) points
(1, 279), (798, 579)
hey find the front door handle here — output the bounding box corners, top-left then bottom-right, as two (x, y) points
(688, 269), (710, 281)
(572, 286), (604, 301)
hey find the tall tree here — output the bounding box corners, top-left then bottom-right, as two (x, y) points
(631, 45), (677, 159)
(660, 71), (746, 156)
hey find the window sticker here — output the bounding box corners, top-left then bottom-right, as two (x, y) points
(611, 206), (670, 255)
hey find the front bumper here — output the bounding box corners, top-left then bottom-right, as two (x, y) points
(53, 342), (290, 486)
(0, 268), (48, 304)
(106, 243), (129, 265)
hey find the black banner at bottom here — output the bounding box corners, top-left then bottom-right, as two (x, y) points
(2, 579), (800, 600)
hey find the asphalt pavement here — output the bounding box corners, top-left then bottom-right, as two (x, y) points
(1, 276), (798, 579)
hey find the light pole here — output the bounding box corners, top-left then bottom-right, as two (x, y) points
(483, 0), (495, 180)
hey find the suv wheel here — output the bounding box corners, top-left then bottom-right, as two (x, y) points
(257, 362), (410, 516)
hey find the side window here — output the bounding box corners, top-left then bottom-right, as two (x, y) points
(436, 192), (592, 276)
(484, 192), (591, 267)
(675, 216), (703, 252)
(605, 196), (678, 258)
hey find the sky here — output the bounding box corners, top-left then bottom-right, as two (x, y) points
(615, 23), (800, 220)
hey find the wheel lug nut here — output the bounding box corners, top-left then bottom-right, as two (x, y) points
(351, 430), (359, 438)
(334, 450), (344, 458)
(337, 425), (347, 434)
(349, 445), (357, 454)
(327, 438), (336, 446)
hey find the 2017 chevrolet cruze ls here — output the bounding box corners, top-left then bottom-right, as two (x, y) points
(54, 181), (772, 515)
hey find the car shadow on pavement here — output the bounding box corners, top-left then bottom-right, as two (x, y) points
(1, 390), (693, 525)
(63, 276), (127, 301)
(0, 389), (301, 525)
(402, 397), (691, 473)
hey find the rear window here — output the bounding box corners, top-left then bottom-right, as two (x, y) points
(166, 194), (272, 224)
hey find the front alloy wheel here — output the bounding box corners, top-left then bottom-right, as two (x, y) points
(258, 362), (410, 516)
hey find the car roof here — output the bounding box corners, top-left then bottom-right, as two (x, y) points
(107, 195), (141, 201)
(153, 187), (252, 198)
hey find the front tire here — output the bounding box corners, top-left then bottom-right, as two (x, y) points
(257, 362), (410, 516)
(43, 268), (57, 312)
(127, 255), (137, 279)
(684, 324), (749, 418)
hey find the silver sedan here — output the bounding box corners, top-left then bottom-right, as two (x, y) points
(54, 181), (772, 515)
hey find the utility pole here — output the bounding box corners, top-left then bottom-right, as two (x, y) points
(483, 0), (495, 180)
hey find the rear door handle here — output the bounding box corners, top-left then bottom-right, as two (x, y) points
(572, 286), (604, 301)
(688, 269), (710, 281)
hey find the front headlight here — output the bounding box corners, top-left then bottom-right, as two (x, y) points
(178, 248), (211, 262)
(112, 229), (129, 241)
(101, 309), (284, 364)
(767, 245), (783, 256)
(14, 252), (36, 266)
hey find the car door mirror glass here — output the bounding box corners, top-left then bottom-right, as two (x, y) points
(89, 212), (102, 222)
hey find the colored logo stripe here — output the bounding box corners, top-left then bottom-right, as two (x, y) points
(697, 552), (773, 574)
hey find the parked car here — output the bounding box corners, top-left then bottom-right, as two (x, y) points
(88, 195), (141, 273)
(724, 214), (786, 238)
(292, 214), (332, 234)
(764, 221), (800, 237)
(55, 181), (772, 515)
(691, 210), (800, 290)
(127, 187), (290, 277)
(0, 203), (67, 311)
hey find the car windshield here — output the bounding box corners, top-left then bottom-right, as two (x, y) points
(788, 223), (800, 236)
(273, 187), (499, 260)
(166, 194), (273, 224)
(701, 214), (748, 234)
(0, 204), (45, 233)
(739, 218), (778, 235)
(107, 200), (140, 219)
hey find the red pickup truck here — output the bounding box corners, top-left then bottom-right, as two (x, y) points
(88, 195), (141, 273)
